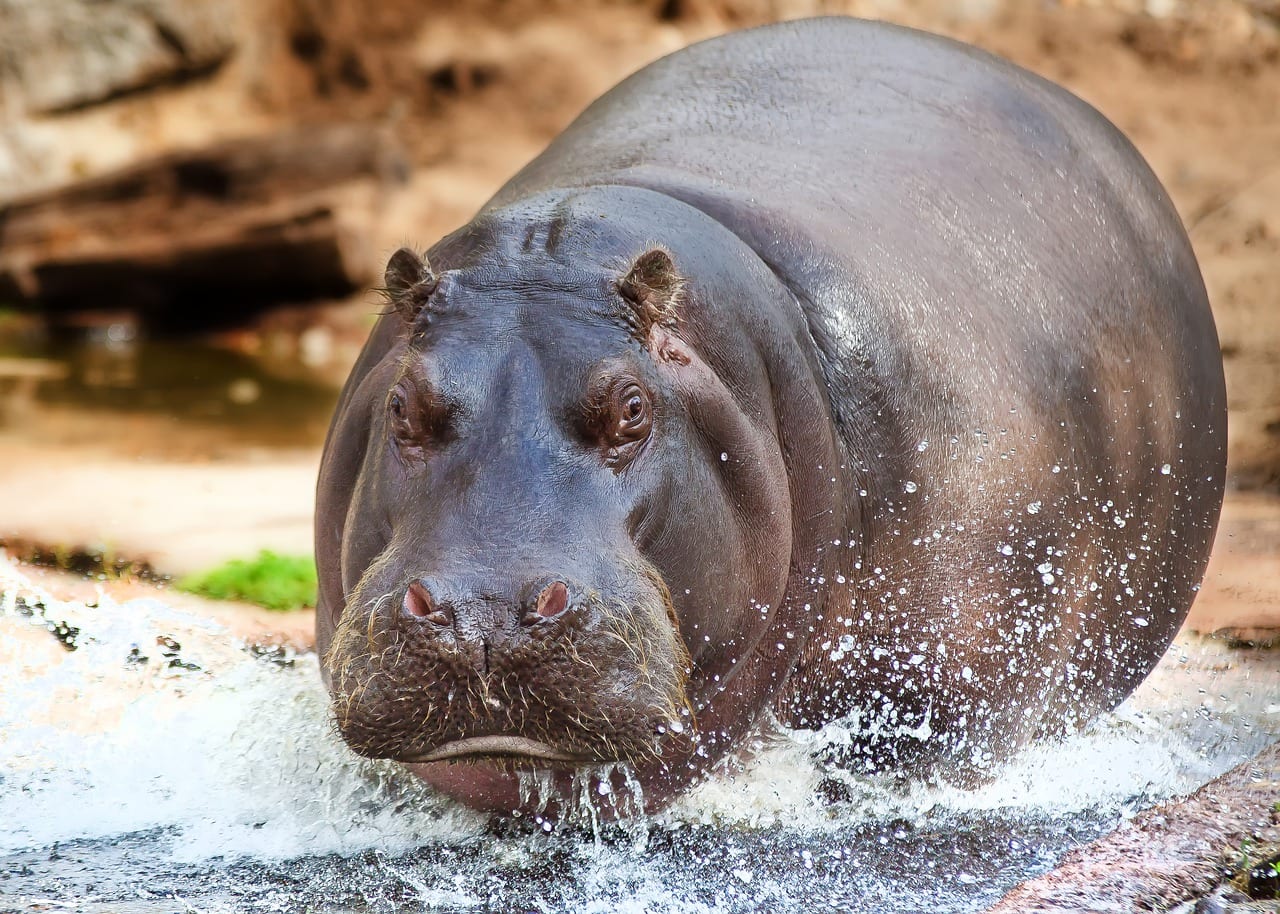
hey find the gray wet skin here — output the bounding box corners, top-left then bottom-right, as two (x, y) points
(314, 17), (1226, 813)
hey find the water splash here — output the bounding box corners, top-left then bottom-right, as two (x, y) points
(0, 554), (1274, 913)
(0, 557), (484, 863)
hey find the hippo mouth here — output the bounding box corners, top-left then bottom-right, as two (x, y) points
(405, 735), (591, 764)
(326, 563), (693, 771)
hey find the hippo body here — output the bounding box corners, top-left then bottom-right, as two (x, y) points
(316, 18), (1226, 812)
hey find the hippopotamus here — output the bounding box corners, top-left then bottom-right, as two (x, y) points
(314, 16), (1226, 813)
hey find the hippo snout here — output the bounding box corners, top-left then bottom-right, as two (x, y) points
(397, 577), (584, 675)
(402, 577), (573, 627)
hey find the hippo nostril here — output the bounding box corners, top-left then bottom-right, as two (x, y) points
(404, 581), (452, 627)
(523, 580), (569, 624)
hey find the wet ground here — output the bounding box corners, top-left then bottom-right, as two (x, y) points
(0, 313), (348, 459)
(0, 316), (346, 574)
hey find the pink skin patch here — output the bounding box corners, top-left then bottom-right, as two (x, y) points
(533, 581), (568, 620)
(403, 581), (452, 626)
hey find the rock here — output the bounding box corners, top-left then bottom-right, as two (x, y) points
(1183, 492), (1280, 640)
(981, 741), (1280, 913)
(0, 125), (392, 323)
(1196, 169), (1280, 490)
(0, 0), (236, 115)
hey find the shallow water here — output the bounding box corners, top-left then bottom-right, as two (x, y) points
(0, 325), (340, 454)
(1, 557), (1276, 914)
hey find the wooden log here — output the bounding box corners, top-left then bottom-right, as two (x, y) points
(26, 203), (368, 323)
(0, 124), (388, 321)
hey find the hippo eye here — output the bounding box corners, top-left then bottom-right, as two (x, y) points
(387, 382), (454, 460)
(387, 387), (418, 451)
(610, 382), (653, 445)
(623, 392), (644, 421)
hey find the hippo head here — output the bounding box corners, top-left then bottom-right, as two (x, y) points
(315, 190), (844, 811)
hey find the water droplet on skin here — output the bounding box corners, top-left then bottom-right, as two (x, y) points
(1027, 501), (1042, 514)
(1160, 463), (1171, 475)
(917, 440), (929, 452)
(904, 481), (918, 493)
(1052, 465), (1061, 474)
(720, 452), (728, 462)
(999, 544), (1014, 556)
(1113, 516), (1126, 527)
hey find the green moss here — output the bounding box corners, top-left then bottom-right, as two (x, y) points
(177, 551), (317, 611)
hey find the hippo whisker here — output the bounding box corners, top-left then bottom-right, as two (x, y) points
(364, 592), (395, 654)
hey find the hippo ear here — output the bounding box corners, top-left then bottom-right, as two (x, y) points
(618, 248), (684, 339)
(382, 247), (439, 322)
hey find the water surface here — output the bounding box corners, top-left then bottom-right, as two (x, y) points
(0, 318), (342, 457)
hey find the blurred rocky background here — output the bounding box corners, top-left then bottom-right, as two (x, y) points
(0, 0), (1277, 575)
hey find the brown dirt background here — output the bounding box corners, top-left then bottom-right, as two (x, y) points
(8, 0), (1275, 483)
(1, 0), (1277, 636)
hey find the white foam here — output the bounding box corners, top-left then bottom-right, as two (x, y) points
(0, 556), (483, 861)
(664, 638), (1275, 832)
